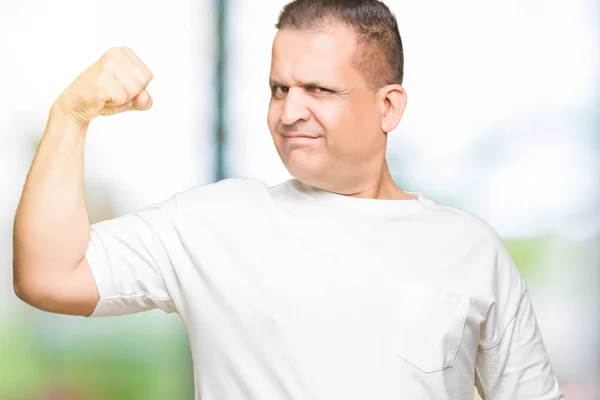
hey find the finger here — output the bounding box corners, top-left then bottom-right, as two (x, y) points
(101, 102), (134, 117)
(118, 47), (153, 83)
(131, 90), (153, 111)
(117, 50), (152, 90)
(99, 75), (129, 107)
(113, 67), (145, 102)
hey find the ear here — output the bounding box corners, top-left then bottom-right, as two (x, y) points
(379, 84), (407, 134)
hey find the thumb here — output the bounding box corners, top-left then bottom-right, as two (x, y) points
(100, 101), (135, 116)
(131, 90), (153, 111)
(99, 91), (153, 116)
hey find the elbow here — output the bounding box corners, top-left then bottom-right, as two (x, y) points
(12, 245), (36, 305)
(13, 270), (37, 307)
(12, 262), (46, 309)
(13, 277), (25, 302)
(13, 276), (56, 312)
(12, 260), (26, 302)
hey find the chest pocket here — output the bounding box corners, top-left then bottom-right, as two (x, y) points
(393, 286), (467, 373)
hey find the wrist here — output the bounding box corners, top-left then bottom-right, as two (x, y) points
(47, 103), (89, 137)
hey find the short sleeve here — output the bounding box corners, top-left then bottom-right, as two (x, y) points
(474, 227), (564, 398)
(478, 230), (528, 347)
(85, 194), (184, 317)
(475, 290), (564, 399)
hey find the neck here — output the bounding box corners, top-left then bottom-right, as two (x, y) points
(343, 162), (416, 200)
(304, 162), (415, 201)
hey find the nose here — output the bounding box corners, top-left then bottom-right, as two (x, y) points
(281, 87), (311, 126)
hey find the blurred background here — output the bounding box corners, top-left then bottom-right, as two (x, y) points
(0, 0), (598, 399)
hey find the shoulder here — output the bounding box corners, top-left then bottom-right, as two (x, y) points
(420, 197), (505, 252)
(429, 199), (526, 303)
(419, 197), (520, 289)
(173, 178), (271, 208)
(139, 178), (274, 228)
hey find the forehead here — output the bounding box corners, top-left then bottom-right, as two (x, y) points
(270, 26), (361, 83)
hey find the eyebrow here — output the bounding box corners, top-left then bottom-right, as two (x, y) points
(269, 79), (334, 89)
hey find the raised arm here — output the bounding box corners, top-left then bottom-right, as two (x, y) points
(13, 47), (153, 316)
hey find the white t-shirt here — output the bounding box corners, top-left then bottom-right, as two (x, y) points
(85, 178), (564, 400)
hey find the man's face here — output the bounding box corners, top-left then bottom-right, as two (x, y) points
(267, 25), (387, 193)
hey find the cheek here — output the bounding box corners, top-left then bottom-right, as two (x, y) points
(314, 103), (347, 138)
(317, 105), (371, 153)
(267, 101), (279, 131)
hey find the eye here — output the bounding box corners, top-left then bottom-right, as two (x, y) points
(311, 86), (332, 94)
(271, 85), (289, 98)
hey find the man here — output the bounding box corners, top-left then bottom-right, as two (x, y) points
(13, 0), (563, 398)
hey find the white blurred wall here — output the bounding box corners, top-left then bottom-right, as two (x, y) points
(1, 0), (598, 397)
(225, 0), (600, 396)
(226, 0), (599, 237)
(0, 0), (216, 311)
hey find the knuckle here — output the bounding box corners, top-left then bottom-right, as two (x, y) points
(97, 70), (111, 82)
(128, 83), (141, 96)
(96, 71), (110, 88)
(112, 90), (127, 104)
(144, 69), (153, 82)
(105, 47), (120, 57)
(100, 55), (117, 71)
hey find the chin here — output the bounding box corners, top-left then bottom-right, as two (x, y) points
(283, 155), (327, 187)
(285, 162), (363, 195)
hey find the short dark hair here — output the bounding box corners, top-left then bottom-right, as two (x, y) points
(275, 0), (404, 89)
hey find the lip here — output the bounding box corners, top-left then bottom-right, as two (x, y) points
(283, 134), (321, 139)
(283, 135), (322, 145)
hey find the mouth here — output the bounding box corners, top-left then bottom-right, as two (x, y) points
(283, 134), (322, 140)
(283, 135), (322, 145)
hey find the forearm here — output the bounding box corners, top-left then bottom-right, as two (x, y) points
(13, 106), (91, 295)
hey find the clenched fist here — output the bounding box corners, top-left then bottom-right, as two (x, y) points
(53, 47), (154, 126)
